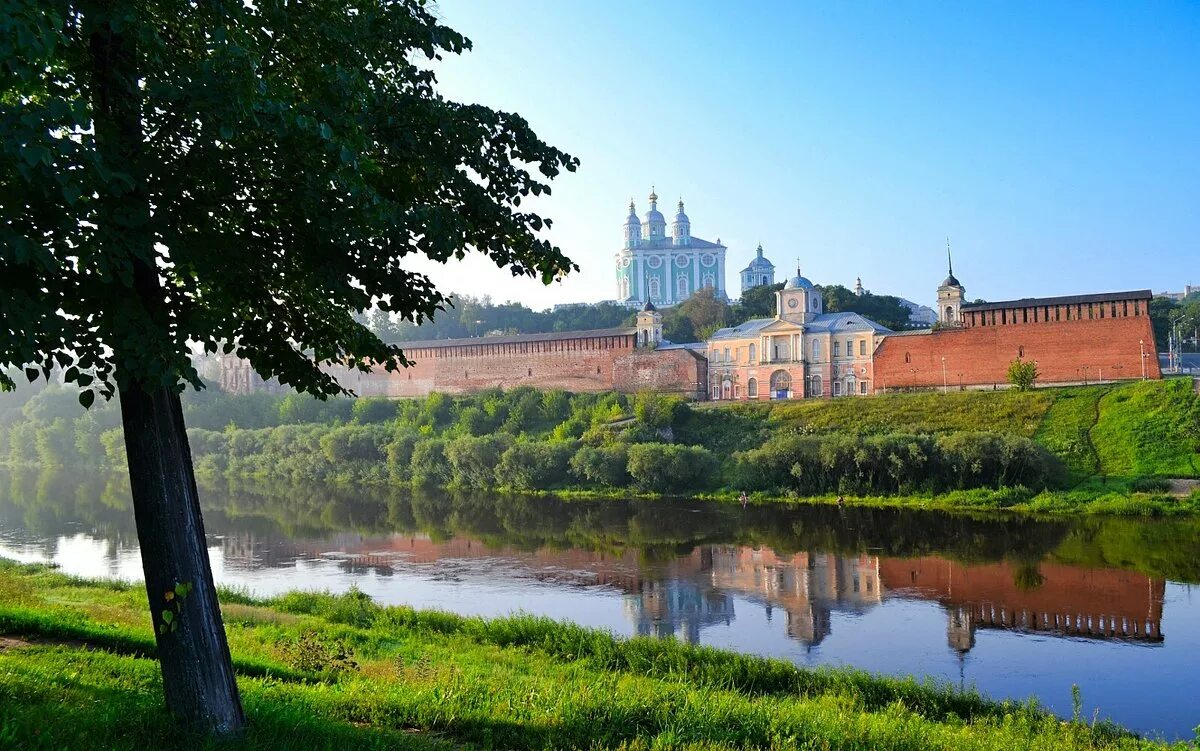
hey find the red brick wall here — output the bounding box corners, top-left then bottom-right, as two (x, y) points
(613, 349), (707, 398)
(331, 335), (706, 399)
(875, 314), (1161, 390)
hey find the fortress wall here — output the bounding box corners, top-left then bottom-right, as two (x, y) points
(874, 312), (1160, 390)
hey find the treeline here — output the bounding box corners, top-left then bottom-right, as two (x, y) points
(2, 383), (1063, 498)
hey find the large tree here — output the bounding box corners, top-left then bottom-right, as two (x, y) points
(1, 0), (575, 734)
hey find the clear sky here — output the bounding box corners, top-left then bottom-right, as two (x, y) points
(407, 0), (1199, 311)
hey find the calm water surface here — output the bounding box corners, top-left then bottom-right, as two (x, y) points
(2, 469), (1198, 740)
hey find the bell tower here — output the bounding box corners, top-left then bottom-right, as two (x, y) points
(636, 300), (662, 347)
(777, 262), (821, 324)
(937, 239), (965, 326)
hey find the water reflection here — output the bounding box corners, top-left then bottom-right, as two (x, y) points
(1, 469), (1197, 737)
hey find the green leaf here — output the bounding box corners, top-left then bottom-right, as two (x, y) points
(161, 610), (173, 624)
(78, 390), (95, 409)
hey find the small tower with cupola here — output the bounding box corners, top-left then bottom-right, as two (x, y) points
(777, 264), (822, 324)
(937, 241), (966, 326)
(672, 199), (691, 246)
(623, 200), (642, 249)
(636, 300), (662, 347)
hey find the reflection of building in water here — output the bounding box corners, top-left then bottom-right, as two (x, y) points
(624, 579), (734, 643)
(219, 530), (1167, 652)
(877, 557), (1165, 650)
(708, 547), (883, 645)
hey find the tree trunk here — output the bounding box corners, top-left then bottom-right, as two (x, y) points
(119, 383), (246, 734)
(86, 4), (246, 735)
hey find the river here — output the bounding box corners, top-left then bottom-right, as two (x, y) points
(1, 469), (1198, 740)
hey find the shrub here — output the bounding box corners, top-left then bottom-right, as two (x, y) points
(1007, 358), (1039, 391)
(319, 425), (389, 463)
(633, 391), (686, 431)
(626, 443), (718, 493)
(409, 438), (451, 486)
(385, 432), (420, 483)
(570, 444), (631, 487)
(351, 397), (398, 424)
(444, 434), (512, 487)
(496, 441), (576, 490)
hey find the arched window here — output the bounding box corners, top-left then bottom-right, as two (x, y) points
(944, 306), (955, 322)
(722, 378), (733, 400)
(809, 375), (822, 398)
(811, 339), (821, 362)
(677, 276), (689, 299)
(748, 343), (757, 363)
(845, 375), (856, 396)
(703, 273), (715, 288)
(770, 370), (792, 398)
(648, 277), (660, 300)
(747, 377), (758, 398)
(904, 352), (911, 364)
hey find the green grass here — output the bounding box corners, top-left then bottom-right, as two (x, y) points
(769, 389), (1056, 437)
(0, 559), (1183, 750)
(1090, 379), (1200, 478)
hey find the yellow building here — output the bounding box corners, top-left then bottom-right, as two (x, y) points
(706, 270), (892, 400)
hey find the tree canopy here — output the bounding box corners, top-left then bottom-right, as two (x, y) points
(2, 0), (577, 401)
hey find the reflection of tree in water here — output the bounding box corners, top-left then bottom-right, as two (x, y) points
(1013, 562), (1046, 592)
(4, 469), (1200, 584)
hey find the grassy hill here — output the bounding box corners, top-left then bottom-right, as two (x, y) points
(691, 378), (1199, 486)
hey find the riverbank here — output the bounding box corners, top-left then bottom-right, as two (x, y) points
(3, 378), (1197, 517)
(0, 558), (1185, 750)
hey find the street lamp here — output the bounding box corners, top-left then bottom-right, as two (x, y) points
(1139, 340), (1146, 380)
(941, 356), (948, 394)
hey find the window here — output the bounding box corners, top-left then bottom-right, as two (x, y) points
(703, 274), (715, 288)
(845, 338), (853, 357)
(859, 339), (867, 356)
(723, 347), (730, 362)
(810, 375), (822, 397)
(677, 276), (689, 299)
(833, 341), (841, 358)
(811, 340), (821, 361)
(770, 370), (792, 396)
(748, 377), (758, 398)
(1018, 345), (1024, 358)
(904, 352), (911, 364)
(749, 343), (757, 362)
(648, 277), (660, 300)
(834, 381), (842, 396)
(860, 381), (868, 395)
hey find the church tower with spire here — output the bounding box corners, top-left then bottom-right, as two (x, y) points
(937, 240), (966, 326)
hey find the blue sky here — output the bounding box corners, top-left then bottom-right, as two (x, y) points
(409, 0), (1200, 310)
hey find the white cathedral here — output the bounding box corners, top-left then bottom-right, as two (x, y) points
(615, 189), (727, 307)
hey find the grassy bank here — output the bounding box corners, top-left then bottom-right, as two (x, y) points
(0, 559), (1185, 750)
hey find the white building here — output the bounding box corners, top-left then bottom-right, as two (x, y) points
(740, 244), (776, 295)
(615, 189), (727, 307)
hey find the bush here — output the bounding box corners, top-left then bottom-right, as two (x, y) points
(570, 444), (631, 487)
(444, 434), (512, 488)
(319, 425), (389, 463)
(496, 441), (576, 490)
(410, 438), (451, 486)
(385, 432), (420, 483)
(351, 397), (398, 424)
(1007, 358), (1039, 391)
(626, 443), (718, 493)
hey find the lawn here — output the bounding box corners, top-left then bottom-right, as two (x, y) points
(0, 559), (1185, 750)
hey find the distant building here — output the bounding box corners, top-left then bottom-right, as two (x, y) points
(853, 275), (938, 327)
(616, 189), (727, 307)
(1157, 284), (1198, 302)
(739, 244), (776, 295)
